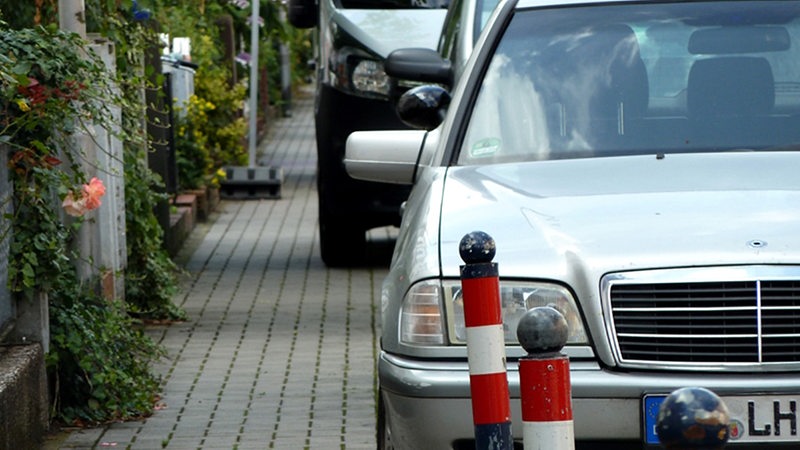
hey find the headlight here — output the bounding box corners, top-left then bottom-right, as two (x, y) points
(400, 279), (587, 346)
(330, 46), (391, 99)
(352, 60), (390, 97)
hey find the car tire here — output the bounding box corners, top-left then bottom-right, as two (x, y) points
(318, 203), (367, 267)
(316, 150), (367, 267)
(377, 391), (395, 450)
(315, 94), (369, 267)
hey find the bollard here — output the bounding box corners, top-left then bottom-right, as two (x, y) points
(656, 387), (730, 450)
(516, 306), (574, 450)
(459, 231), (513, 450)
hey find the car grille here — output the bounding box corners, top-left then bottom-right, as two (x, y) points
(603, 267), (800, 370)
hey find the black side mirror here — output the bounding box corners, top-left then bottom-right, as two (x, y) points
(396, 85), (451, 131)
(288, 0), (318, 29)
(385, 48), (453, 86)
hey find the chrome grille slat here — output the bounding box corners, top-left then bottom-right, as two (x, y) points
(603, 267), (800, 370)
(618, 333), (758, 339)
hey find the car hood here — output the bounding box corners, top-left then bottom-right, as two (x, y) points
(438, 152), (800, 278)
(334, 9), (447, 57)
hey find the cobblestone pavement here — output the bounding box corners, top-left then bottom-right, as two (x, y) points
(52, 87), (395, 449)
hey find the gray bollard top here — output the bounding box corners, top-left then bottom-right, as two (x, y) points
(516, 306), (568, 355)
(459, 231), (496, 264)
(656, 386), (730, 450)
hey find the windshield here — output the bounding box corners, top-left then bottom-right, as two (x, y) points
(458, 1), (800, 165)
(339, 0), (448, 9)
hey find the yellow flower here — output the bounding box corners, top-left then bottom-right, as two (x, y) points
(16, 98), (30, 112)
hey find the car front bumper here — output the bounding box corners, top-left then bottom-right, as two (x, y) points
(379, 352), (800, 449)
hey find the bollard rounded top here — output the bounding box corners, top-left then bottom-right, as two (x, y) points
(459, 231), (496, 264)
(516, 306), (568, 355)
(656, 387), (730, 450)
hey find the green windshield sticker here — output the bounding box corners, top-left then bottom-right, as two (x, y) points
(470, 138), (501, 158)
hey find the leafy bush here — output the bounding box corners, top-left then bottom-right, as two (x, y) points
(48, 291), (163, 424)
(191, 33), (249, 169)
(0, 22), (167, 424)
(0, 0), (315, 426)
(123, 153), (184, 320)
(156, 3), (248, 181)
(175, 96), (214, 190)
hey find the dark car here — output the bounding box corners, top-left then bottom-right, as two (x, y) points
(287, 0), (447, 267)
(435, 0), (498, 80)
(384, 0), (499, 91)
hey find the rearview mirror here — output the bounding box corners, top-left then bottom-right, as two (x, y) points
(689, 26), (790, 54)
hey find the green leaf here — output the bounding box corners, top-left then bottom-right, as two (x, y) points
(11, 61), (31, 76)
(21, 263), (35, 281)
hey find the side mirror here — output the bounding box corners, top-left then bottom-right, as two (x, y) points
(288, 0), (318, 29)
(385, 48), (453, 86)
(345, 130), (428, 185)
(396, 85), (451, 131)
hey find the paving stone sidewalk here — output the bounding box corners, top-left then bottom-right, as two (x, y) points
(52, 87), (392, 449)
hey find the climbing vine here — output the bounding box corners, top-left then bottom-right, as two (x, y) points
(0, 0), (314, 426)
(0, 22), (164, 424)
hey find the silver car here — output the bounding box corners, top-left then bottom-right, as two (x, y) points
(346, 0), (800, 448)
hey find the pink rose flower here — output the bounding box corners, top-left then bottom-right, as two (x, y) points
(83, 177), (106, 211)
(62, 177), (106, 217)
(62, 191), (86, 217)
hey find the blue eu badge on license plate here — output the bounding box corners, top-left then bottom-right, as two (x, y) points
(643, 395), (667, 445)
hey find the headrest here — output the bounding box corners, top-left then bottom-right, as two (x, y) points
(587, 24), (649, 117)
(687, 57), (775, 117)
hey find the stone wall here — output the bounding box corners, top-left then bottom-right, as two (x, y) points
(0, 345), (48, 450)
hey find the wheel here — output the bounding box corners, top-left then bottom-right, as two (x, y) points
(316, 150), (367, 267)
(315, 96), (368, 267)
(377, 391), (395, 450)
(318, 202), (367, 267)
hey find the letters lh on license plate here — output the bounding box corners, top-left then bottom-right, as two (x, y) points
(643, 394), (800, 445)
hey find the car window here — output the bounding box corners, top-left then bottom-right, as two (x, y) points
(458, 1), (800, 165)
(438, 0), (464, 61)
(339, 0), (449, 8)
(475, 0), (498, 40)
(438, 0), (500, 65)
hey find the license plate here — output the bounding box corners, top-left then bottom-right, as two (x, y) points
(643, 393), (800, 445)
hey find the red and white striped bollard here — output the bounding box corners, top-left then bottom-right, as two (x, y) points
(459, 231), (513, 450)
(516, 306), (574, 449)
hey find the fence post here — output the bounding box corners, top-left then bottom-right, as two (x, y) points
(516, 306), (574, 450)
(459, 231), (513, 450)
(656, 387), (730, 449)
